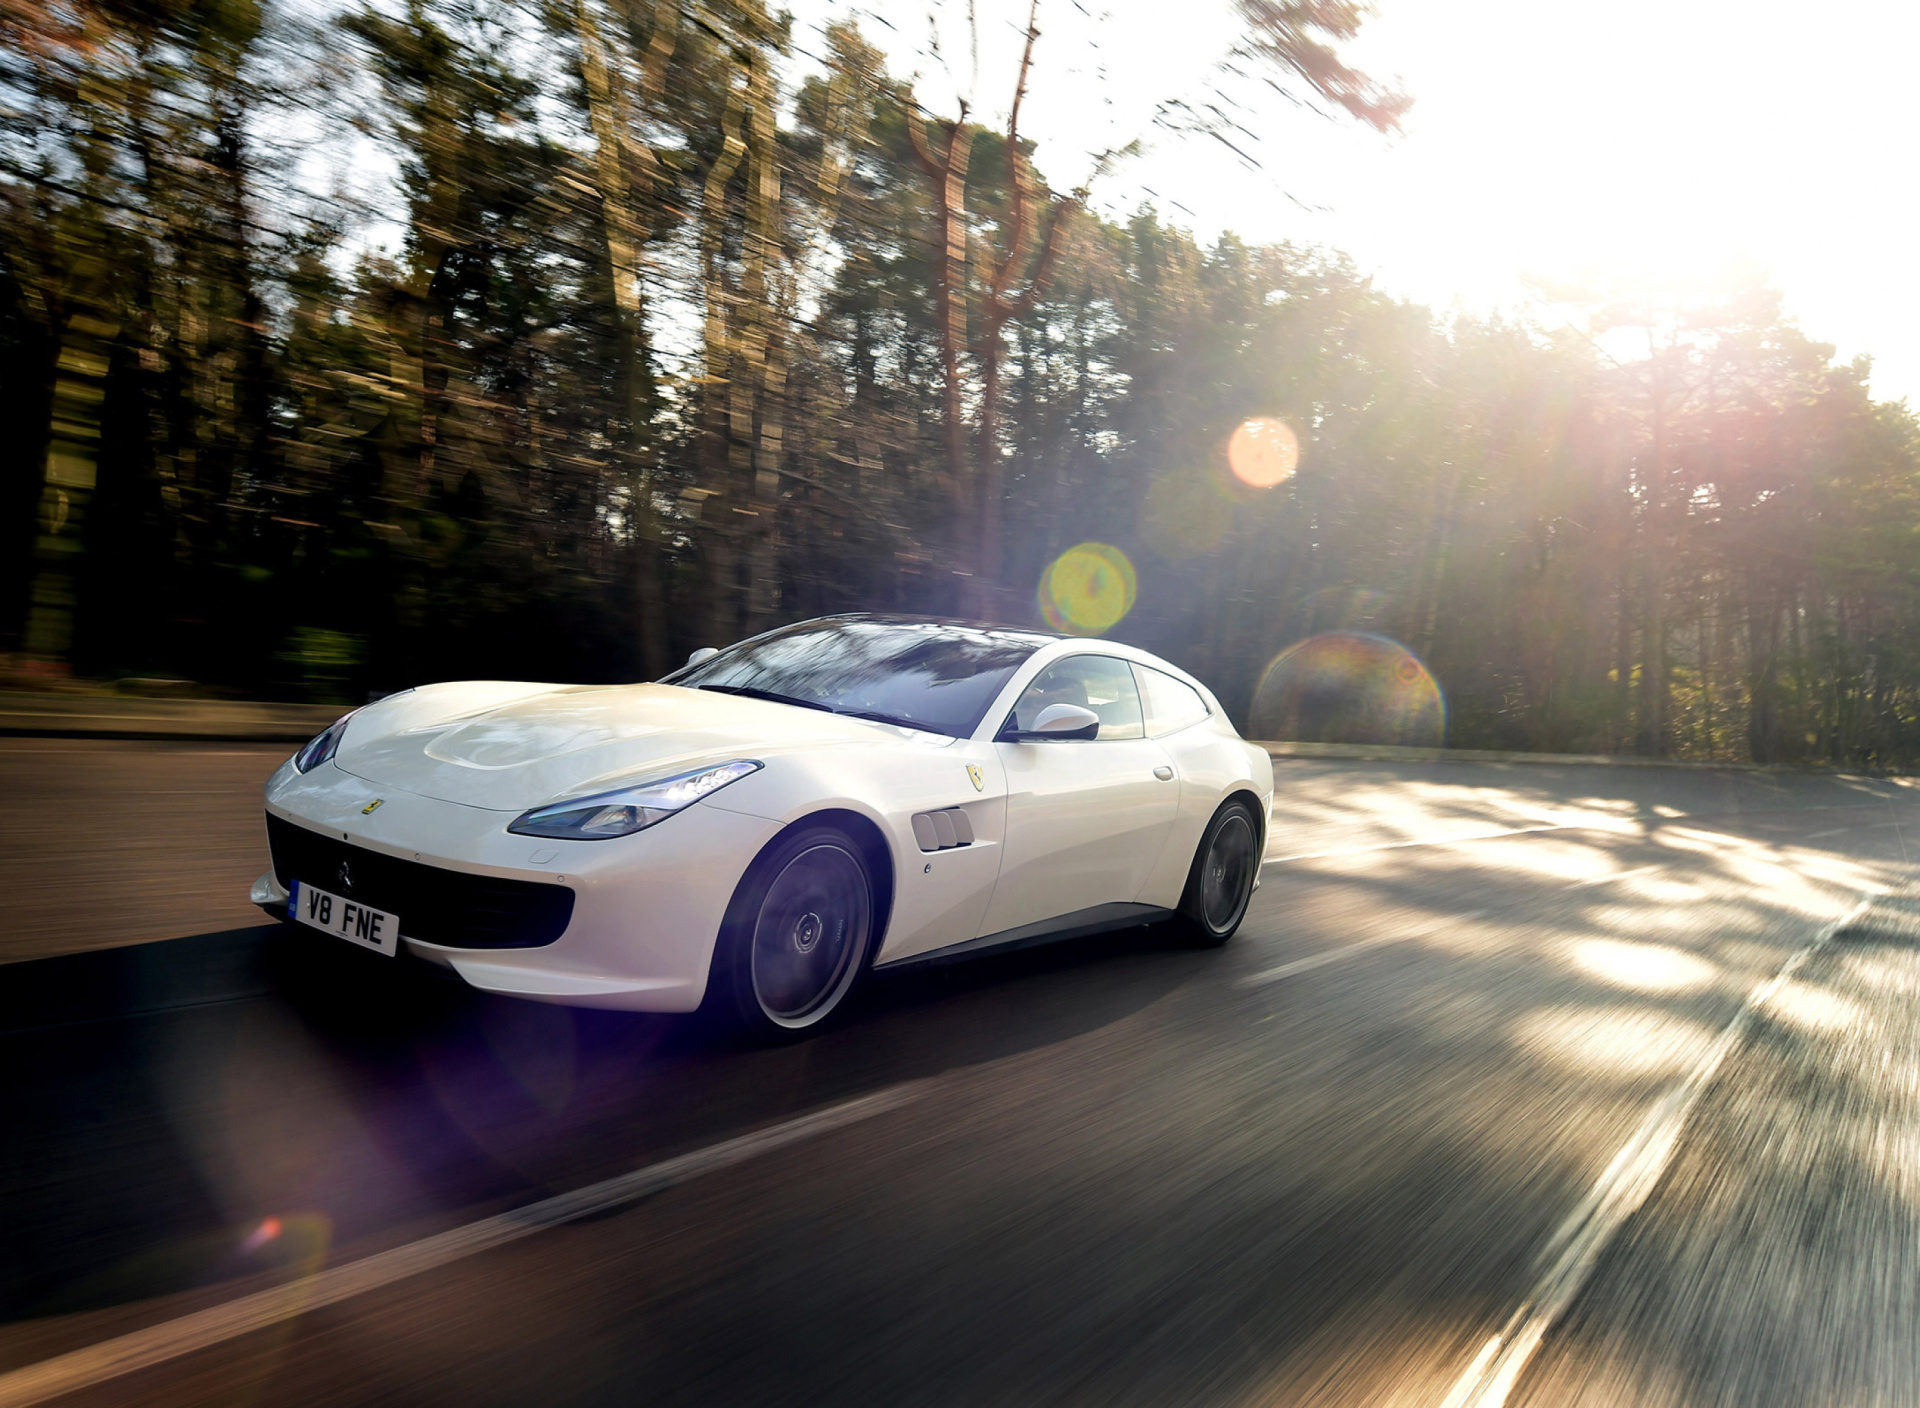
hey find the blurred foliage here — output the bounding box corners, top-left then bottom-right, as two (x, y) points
(276, 625), (362, 702)
(4, 0), (1920, 766)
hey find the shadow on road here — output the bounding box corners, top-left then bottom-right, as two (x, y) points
(0, 914), (1205, 1325)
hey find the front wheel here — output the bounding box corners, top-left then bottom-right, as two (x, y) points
(1177, 799), (1261, 946)
(711, 826), (875, 1041)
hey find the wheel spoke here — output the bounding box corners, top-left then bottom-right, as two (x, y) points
(1201, 814), (1255, 931)
(749, 844), (870, 1024)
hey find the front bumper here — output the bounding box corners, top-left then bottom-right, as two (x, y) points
(265, 813), (575, 949)
(251, 868), (289, 923)
(260, 771), (781, 1011)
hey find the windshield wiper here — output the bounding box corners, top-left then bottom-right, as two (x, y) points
(695, 684), (834, 712)
(836, 707), (949, 735)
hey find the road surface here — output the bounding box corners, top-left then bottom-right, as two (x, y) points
(2, 739), (1918, 1406)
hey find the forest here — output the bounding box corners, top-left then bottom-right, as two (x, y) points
(5, 0), (1920, 765)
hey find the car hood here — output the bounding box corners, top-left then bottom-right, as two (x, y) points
(333, 682), (942, 810)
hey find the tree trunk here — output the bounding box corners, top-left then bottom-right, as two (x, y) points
(572, 0), (672, 676)
(23, 305), (119, 665)
(1633, 374), (1672, 756)
(697, 58), (749, 645)
(1745, 583), (1781, 764)
(1612, 524), (1634, 750)
(742, 51), (783, 634)
(905, 108), (975, 547)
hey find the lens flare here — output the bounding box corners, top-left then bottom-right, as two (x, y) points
(1039, 542), (1137, 635)
(1227, 417), (1300, 488)
(240, 1216), (284, 1253)
(1250, 632), (1445, 746)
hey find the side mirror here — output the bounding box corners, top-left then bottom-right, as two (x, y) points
(1022, 703), (1101, 741)
(686, 646), (720, 667)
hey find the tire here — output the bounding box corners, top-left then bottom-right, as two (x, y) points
(1177, 798), (1261, 946)
(710, 825), (876, 1041)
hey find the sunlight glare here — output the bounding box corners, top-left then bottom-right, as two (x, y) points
(1761, 980), (1870, 1036)
(1566, 939), (1718, 994)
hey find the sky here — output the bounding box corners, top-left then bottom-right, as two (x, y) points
(791, 0), (1920, 404)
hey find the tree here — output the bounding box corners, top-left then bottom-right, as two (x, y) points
(903, 4), (1080, 617)
(567, 0), (677, 676)
(13, 0), (1920, 773)
(1233, 0), (1410, 131)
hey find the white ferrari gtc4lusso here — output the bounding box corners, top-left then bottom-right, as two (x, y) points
(253, 614), (1274, 1039)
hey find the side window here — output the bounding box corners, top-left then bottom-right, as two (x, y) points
(1006, 656), (1145, 740)
(1135, 665), (1210, 738)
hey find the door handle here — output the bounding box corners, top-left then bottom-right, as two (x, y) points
(1153, 766), (1174, 781)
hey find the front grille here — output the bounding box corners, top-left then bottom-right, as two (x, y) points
(266, 813), (574, 950)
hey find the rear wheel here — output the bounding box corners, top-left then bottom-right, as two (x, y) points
(712, 826), (875, 1041)
(1177, 799), (1260, 946)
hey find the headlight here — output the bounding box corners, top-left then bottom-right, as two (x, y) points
(507, 760), (763, 840)
(293, 711), (358, 773)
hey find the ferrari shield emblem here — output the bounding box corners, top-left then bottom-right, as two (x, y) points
(966, 764), (984, 792)
(361, 799), (384, 815)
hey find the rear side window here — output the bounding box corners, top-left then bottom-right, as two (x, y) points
(1135, 665), (1210, 737)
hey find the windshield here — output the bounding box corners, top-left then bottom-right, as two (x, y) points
(662, 617), (1050, 738)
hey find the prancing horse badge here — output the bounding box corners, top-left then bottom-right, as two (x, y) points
(966, 764), (984, 792)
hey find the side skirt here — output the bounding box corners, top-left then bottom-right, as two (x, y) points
(874, 902), (1177, 972)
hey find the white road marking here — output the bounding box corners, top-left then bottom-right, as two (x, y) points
(1263, 823), (1578, 867)
(0, 1084), (925, 1408)
(1240, 911), (1487, 987)
(1435, 893), (1879, 1408)
(1266, 805), (1920, 870)
(1240, 943), (1380, 986)
(1804, 822), (1898, 841)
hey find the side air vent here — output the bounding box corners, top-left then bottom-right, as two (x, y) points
(911, 807), (975, 852)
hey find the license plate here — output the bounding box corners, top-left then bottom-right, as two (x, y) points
(288, 880), (400, 957)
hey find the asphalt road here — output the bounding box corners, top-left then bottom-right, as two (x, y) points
(0, 739), (283, 964)
(4, 743), (1920, 1406)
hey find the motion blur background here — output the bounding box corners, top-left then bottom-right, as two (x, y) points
(6, 0), (1919, 763)
(18, 10), (1920, 1404)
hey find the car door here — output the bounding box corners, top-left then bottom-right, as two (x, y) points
(977, 654), (1181, 937)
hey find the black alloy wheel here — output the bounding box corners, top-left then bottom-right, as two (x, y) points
(1178, 799), (1260, 946)
(714, 825), (876, 1040)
